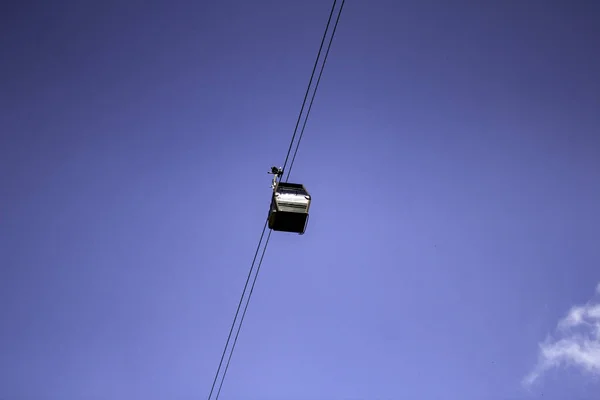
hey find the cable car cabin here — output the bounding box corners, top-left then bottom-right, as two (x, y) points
(268, 182), (311, 234)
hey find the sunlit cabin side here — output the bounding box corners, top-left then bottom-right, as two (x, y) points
(268, 182), (311, 234)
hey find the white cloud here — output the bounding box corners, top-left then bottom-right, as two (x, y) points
(523, 282), (600, 387)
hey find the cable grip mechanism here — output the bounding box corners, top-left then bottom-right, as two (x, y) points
(268, 166), (284, 189)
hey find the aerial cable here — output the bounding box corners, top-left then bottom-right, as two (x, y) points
(285, 0), (346, 183)
(214, 229), (273, 400)
(280, 0), (339, 180)
(206, 1), (345, 399)
(216, 4), (347, 391)
(206, 219), (269, 400)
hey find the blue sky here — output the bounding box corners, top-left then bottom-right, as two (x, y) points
(1, 1), (600, 399)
